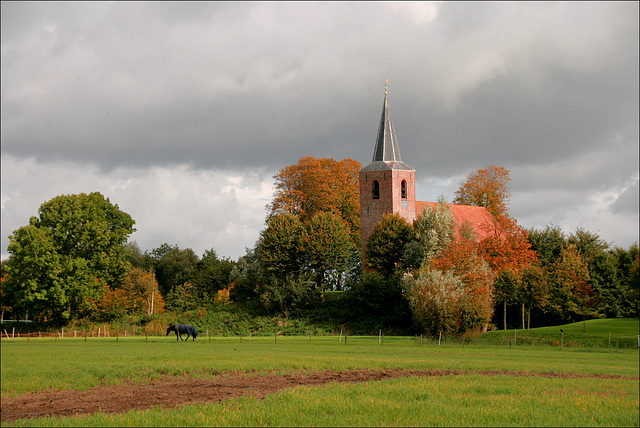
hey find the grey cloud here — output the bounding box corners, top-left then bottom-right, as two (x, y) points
(612, 181), (639, 215)
(1, 2), (638, 256)
(3, 2), (637, 176)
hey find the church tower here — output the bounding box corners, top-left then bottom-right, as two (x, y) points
(359, 82), (416, 253)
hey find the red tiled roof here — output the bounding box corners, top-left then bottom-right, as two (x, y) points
(415, 201), (497, 241)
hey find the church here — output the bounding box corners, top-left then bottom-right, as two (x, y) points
(359, 85), (496, 254)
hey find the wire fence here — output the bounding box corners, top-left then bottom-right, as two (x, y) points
(2, 326), (638, 350)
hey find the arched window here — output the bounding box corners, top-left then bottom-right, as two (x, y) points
(401, 180), (407, 199)
(372, 180), (380, 199)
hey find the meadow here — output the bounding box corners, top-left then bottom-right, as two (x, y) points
(1, 319), (638, 427)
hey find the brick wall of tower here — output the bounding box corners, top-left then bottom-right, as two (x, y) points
(359, 168), (417, 255)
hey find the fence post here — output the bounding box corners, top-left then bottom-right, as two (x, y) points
(420, 334), (423, 346)
(379, 329), (382, 344)
(12, 327), (15, 338)
(339, 329), (343, 342)
(438, 331), (442, 346)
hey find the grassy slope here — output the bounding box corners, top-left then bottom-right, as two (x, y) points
(480, 318), (639, 348)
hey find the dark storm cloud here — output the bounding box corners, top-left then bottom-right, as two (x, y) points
(4, 2), (636, 175)
(2, 2), (638, 258)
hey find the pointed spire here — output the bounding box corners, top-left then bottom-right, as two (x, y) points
(372, 88), (402, 162)
(361, 81), (414, 172)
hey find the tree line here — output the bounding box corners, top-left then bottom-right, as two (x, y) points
(1, 159), (638, 335)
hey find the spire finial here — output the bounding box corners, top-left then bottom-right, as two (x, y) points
(384, 79), (388, 95)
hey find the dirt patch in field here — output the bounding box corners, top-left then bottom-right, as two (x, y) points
(1, 369), (636, 423)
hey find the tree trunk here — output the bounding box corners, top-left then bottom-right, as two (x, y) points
(503, 301), (507, 330)
(527, 308), (531, 330)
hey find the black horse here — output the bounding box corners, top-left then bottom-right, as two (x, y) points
(166, 324), (197, 341)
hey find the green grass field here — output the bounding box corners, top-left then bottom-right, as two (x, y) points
(1, 318), (638, 427)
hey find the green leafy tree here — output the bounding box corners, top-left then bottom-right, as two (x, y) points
(35, 192), (135, 287)
(517, 264), (548, 329)
(194, 249), (235, 298)
(566, 229), (623, 318)
(567, 228), (609, 265)
(300, 211), (353, 291)
(547, 244), (598, 321)
(4, 193), (135, 322)
(403, 266), (466, 336)
(229, 247), (264, 305)
(125, 241), (154, 271)
(527, 225), (565, 267)
(612, 243), (639, 317)
(493, 269), (519, 330)
(257, 274), (316, 317)
(404, 197), (456, 269)
(346, 272), (412, 332)
(166, 281), (199, 312)
(365, 213), (413, 276)
(258, 213), (305, 282)
(152, 246), (199, 297)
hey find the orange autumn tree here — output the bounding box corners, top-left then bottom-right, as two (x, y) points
(94, 286), (136, 320)
(431, 235), (496, 333)
(123, 267), (165, 315)
(453, 165), (511, 217)
(267, 156), (362, 245)
(402, 201), (494, 335)
(454, 165), (537, 328)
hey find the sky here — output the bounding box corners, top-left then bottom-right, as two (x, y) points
(2, 1), (638, 261)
